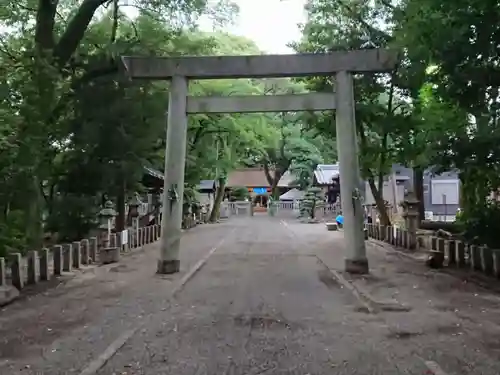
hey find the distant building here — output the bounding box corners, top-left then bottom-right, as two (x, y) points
(274, 163), (460, 221)
(196, 180), (217, 213)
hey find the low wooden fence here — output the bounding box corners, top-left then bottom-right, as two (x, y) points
(0, 224), (161, 292)
(365, 223), (500, 279)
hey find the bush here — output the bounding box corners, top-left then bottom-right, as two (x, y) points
(457, 200), (500, 248)
(229, 186), (249, 201)
(0, 210), (28, 257)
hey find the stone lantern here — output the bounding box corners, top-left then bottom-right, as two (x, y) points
(98, 200), (117, 247)
(402, 192), (419, 249)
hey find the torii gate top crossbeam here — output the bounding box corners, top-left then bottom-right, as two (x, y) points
(121, 49), (398, 80)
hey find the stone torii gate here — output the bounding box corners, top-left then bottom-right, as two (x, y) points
(121, 49), (398, 275)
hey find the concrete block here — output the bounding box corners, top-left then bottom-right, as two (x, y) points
(27, 250), (39, 285)
(326, 222), (338, 231)
(0, 285), (19, 306)
(470, 245), (482, 271)
(63, 243), (72, 272)
(72, 241), (81, 269)
(53, 245), (62, 276)
(39, 248), (50, 281)
(10, 253), (23, 289)
(89, 237), (98, 262)
(480, 246), (494, 275)
(81, 239), (90, 265)
(100, 247), (120, 264)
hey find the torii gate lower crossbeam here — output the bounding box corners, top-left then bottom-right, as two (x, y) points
(121, 49), (399, 275)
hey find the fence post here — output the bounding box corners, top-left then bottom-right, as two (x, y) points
(53, 245), (62, 276)
(0, 257), (5, 286)
(10, 253), (23, 289)
(80, 239), (89, 265)
(89, 237), (98, 263)
(63, 243), (72, 272)
(40, 248), (50, 281)
(456, 241), (466, 267)
(470, 245), (481, 271)
(27, 250), (39, 285)
(480, 246), (493, 275)
(72, 241), (81, 269)
(447, 240), (456, 265)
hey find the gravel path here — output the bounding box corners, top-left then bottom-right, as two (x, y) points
(0, 222), (234, 375)
(3, 216), (500, 374)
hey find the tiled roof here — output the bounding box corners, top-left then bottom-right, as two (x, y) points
(227, 168), (270, 187)
(279, 188), (304, 200)
(314, 164), (340, 185)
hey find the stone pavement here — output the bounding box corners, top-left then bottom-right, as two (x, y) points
(2, 217), (500, 374)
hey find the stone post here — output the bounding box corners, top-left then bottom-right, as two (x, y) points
(53, 245), (62, 276)
(335, 71), (367, 274)
(89, 237), (98, 263)
(72, 241), (81, 269)
(402, 192), (419, 250)
(480, 246), (493, 275)
(39, 248), (50, 281)
(27, 250), (39, 284)
(447, 240), (456, 265)
(0, 257), (5, 286)
(10, 253), (23, 289)
(81, 239), (89, 265)
(456, 241), (466, 267)
(493, 250), (500, 278)
(470, 245), (481, 271)
(63, 243), (72, 272)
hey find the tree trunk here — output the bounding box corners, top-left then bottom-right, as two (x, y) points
(270, 171), (283, 199)
(368, 177), (391, 226)
(209, 178), (226, 222)
(413, 167), (425, 222)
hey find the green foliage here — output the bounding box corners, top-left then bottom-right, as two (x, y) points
(229, 186), (249, 201)
(299, 187), (324, 220)
(457, 200), (500, 249)
(0, 211), (27, 258)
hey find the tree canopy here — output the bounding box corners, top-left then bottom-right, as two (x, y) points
(0, 0), (334, 255)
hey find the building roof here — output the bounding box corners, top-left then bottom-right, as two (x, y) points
(279, 188), (304, 201)
(277, 171), (297, 187)
(197, 180), (216, 191)
(143, 166), (164, 180)
(314, 164), (340, 185)
(227, 168), (270, 187)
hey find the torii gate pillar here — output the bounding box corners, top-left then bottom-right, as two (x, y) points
(335, 71), (367, 273)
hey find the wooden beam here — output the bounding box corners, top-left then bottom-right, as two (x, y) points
(186, 93), (336, 114)
(121, 49), (398, 80)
